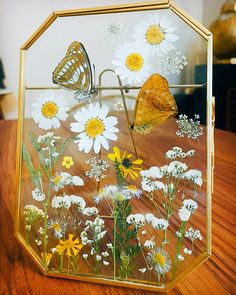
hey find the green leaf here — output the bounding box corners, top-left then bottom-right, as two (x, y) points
(22, 144), (40, 187)
(29, 132), (41, 151)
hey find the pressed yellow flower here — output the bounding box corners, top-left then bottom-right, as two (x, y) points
(108, 146), (143, 179)
(41, 252), (53, 266)
(56, 234), (83, 257)
(62, 156), (74, 169)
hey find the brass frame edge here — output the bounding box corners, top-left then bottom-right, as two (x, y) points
(206, 34), (213, 256)
(170, 1), (211, 40)
(15, 232), (47, 275)
(55, 1), (170, 17)
(21, 12), (57, 50)
(166, 252), (210, 292)
(14, 49), (26, 237)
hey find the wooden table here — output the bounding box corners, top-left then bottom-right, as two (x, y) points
(0, 120), (235, 295)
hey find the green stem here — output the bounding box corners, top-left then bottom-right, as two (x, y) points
(113, 211), (117, 279)
(171, 221), (186, 280)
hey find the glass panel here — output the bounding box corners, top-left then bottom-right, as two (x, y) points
(17, 4), (211, 291)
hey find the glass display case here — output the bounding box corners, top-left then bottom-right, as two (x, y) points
(15, 1), (214, 292)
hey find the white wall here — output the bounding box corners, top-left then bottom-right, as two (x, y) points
(0, 0), (224, 119)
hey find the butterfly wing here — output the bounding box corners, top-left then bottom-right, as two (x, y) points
(52, 41), (95, 99)
(133, 74), (178, 134)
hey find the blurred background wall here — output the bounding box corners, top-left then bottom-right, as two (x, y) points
(0, 0), (225, 119)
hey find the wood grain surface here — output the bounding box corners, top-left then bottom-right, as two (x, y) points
(0, 120), (235, 295)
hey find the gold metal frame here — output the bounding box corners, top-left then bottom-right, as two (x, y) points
(15, 0), (214, 293)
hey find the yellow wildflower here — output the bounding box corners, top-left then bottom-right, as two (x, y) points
(62, 156), (74, 169)
(56, 234), (83, 257)
(41, 252), (53, 266)
(108, 146), (143, 179)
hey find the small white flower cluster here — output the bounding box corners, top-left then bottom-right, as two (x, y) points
(94, 184), (142, 203)
(103, 18), (127, 41)
(37, 132), (61, 144)
(51, 195), (86, 211)
(158, 49), (188, 75)
(83, 207), (99, 216)
(144, 240), (155, 249)
(183, 169), (203, 187)
(161, 161), (188, 178)
(140, 167), (164, 193)
(126, 214), (145, 228)
(178, 199), (198, 222)
(185, 227), (203, 241)
(127, 213), (169, 230)
(184, 247), (192, 255)
(139, 268), (147, 274)
(81, 217), (107, 245)
(24, 205), (45, 231)
(85, 157), (109, 182)
(165, 146), (195, 160)
(32, 187), (45, 202)
(51, 172), (84, 191)
(176, 114), (203, 140)
(145, 213), (169, 230)
(178, 254), (184, 261)
(24, 205), (45, 218)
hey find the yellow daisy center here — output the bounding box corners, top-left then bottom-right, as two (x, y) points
(153, 253), (165, 267)
(52, 223), (61, 232)
(42, 101), (58, 118)
(85, 118), (105, 139)
(126, 53), (144, 72)
(128, 185), (137, 191)
(146, 25), (164, 45)
(53, 175), (62, 185)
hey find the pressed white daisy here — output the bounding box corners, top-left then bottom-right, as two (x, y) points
(112, 41), (152, 85)
(93, 185), (119, 204)
(121, 185), (142, 199)
(47, 219), (65, 239)
(71, 103), (119, 154)
(133, 14), (178, 56)
(32, 91), (69, 130)
(147, 248), (171, 275)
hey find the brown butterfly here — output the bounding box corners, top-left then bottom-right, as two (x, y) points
(52, 41), (97, 101)
(131, 74), (178, 134)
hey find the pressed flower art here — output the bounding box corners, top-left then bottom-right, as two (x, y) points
(71, 103), (119, 153)
(32, 91), (69, 130)
(18, 5), (212, 291)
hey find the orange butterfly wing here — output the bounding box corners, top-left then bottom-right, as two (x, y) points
(133, 74), (178, 134)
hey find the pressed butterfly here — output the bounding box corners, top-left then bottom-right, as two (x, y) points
(131, 74), (178, 134)
(52, 41), (98, 101)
